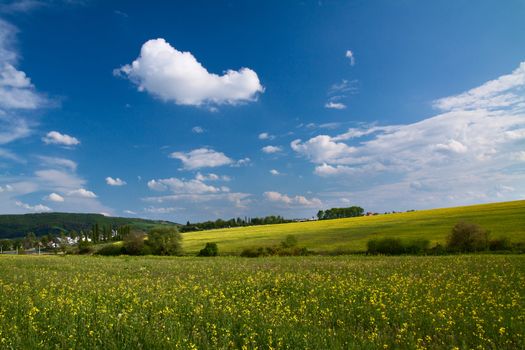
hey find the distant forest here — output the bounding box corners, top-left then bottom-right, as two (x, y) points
(180, 216), (290, 232)
(0, 213), (175, 239)
(0, 206), (367, 238)
(317, 206), (364, 220)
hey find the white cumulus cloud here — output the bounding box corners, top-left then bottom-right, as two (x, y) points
(45, 192), (64, 202)
(115, 38), (264, 107)
(42, 131), (80, 146)
(105, 177), (126, 186)
(258, 132), (274, 140)
(262, 145), (282, 154)
(170, 148), (233, 169)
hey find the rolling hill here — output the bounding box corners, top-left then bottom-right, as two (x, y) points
(182, 200), (525, 254)
(0, 212), (177, 239)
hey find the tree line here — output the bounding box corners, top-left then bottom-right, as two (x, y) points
(317, 206), (364, 220)
(180, 215), (290, 232)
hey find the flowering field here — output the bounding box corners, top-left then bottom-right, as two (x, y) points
(0, 255), (523, 349)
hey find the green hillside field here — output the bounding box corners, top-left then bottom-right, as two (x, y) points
(182, 200), (525, 254)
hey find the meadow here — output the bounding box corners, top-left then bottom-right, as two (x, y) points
(0, 255), (523, 349)
(182, 200), (525, 254)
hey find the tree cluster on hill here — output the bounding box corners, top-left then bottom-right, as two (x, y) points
(317, 206), (364, 220)
(180, 215), (290, 232)
(0, 224), (132, 253)
(0, 212), (176, 239)
(98, 227), (182, 256)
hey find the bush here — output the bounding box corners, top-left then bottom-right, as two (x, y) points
(488, 237), (512, 251)
(77, 240), (93, 254)
(281, 235), (298, 248)
(367, 238), (404, 255)
(240, 247), (269, 258)
(123, 231), (146, 255)
(367, 237), (430, 255)
(447, 222), (489, 252)
(147, 227), (182, 256)
(96, 243), (124, 256)
(240, 241), (310, 258)
(428, 243), (447, 255)
(404, 239), (430, 254)
(277, 247), (310, 256)
(198, 242), (219, 257)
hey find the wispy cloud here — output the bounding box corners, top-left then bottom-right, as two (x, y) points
(324, 101), (346, 110)
(294, 61), (525, 209)
(0, 19), (49, 154)
(325, 79), (358, 110)
(264, 191), (321, 208)
(38, 156), (77, 171)
(192, 126), (205, 134)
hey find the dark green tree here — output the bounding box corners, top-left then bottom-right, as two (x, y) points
(23, 232), (37, 250)
(447, 222), (489, 252)
(198, 242), (219, 257)
(123, 231), (146, 255)
(147, 227), (182, 256)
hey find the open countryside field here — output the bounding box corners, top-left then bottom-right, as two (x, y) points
(182, 200), (525, 254)
(0, 255), (523, 349)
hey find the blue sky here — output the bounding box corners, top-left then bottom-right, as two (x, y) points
(0, 0), (524, 222)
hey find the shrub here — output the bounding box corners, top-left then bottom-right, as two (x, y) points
(404, 239), (430, 254)
(123, 231), (146, 255)
(277, 247), (310, 256)
(198, 242), (219, 257)
(281, 235), (298, 248)
(77, 240), (93, 255)
(96, 243), (124, 256)
(428, 243), (447, 255)
(367, 237), (429, 255)
(447, 222), (489, 252)
(240, 247), (269, 258)
(240, 244), (310, 258)
(147, 227), (182, 256)
(367, 238), (404, 255)
(488, 237), (512, 251)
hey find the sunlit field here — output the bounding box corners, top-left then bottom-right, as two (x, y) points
(182, 200), (525, 254)
(0, 255), (523, 349)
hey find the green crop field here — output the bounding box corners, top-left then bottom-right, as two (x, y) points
(182, 200), (525, 254)
(0, 255), (523, 349)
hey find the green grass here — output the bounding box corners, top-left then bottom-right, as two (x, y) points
(182, 200), (525, 254)
(0, 255), (523, 349)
